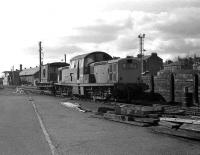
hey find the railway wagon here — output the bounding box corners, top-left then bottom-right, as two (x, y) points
(55, 51), (147, 101)
(37, 62), (69, 91)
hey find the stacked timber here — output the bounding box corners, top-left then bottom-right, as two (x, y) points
(162, 105), (185, 115)
(153, 116), (200, 140)
(95, 104), (163, 127)
(183, 107), (200, 116)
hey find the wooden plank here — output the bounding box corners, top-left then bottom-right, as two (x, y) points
(103, 113), (127, 121)
(102, 113), (150, 127)
(152, 126), (200, 141)
(179, 123), (200, 132)
(134, 117), (158, 124)
(160, 117), (200, 125)
(158, 120), (181, 129)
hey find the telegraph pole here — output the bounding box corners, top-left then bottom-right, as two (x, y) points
(138, 34), (145, 74)
(39, 41), (42, 82)
(64, 54), (66, 63)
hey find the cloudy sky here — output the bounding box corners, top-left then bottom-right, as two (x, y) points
(1, 0), (200, 74)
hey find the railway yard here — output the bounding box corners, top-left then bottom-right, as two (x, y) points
(1, 49), (200, 155)
(1, 0), (200, 154)
(0, 87), (200, 155)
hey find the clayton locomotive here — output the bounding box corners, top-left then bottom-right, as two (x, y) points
(52, 51), (147, 102)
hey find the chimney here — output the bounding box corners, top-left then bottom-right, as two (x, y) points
(151, 53), (157, 57)
(20, 64), (22, 71)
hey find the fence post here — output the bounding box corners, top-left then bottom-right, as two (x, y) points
(193, 74), (199, 105)
(170, 73), (175, 103)
(183, 86), (193, 107)
(150, 74), (154, 93)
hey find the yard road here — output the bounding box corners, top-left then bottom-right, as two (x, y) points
(32, 91), (200, 155)
(0, 88), (51, 155)
(1, 88), (200, 155)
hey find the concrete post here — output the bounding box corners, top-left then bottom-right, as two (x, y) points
(170, 73), (175, 103)
(183, 86), (189, 107)
(150, 74), (154, 93)
(193, 74), (199, 105)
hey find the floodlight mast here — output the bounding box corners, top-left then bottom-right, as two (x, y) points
(138, 34), (145, 74)
(39, 41), (42, 82)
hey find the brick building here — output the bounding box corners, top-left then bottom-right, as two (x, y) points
(164, 57), (194, 72)
(137, 53), (163, 75)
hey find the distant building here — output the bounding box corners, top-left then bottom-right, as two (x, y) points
(193, 56), (200, 70)
(137, 52), (163, 75)
(164, 57), (193, 72)
(193, 62), (200, 70)
(0, 78), (3, 88)
(19, 67), (39, 86)
(2, 70), (21, 86)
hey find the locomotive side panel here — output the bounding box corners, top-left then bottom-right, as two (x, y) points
(93, 62), (109, 83)
(61, 67), (77, 84)
(118, 59), (141, 83)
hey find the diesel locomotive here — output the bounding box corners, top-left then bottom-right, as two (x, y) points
(53, 51), (147, 101)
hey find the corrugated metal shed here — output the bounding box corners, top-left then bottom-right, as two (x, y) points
(19, 67), (39, 76)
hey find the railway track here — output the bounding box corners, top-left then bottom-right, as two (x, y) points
(18, 86), (53, 95)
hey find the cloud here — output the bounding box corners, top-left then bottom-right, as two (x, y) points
(63, 17), (134, 44)
(25, 44), (84, 63)
(45, 45), (83, 56)
(116, 35), (138, 51)
(153, 38), (200, 58)
(105, 0), (200, 13)
(25, 2), (200, 63)
(155, 8), (200, 37)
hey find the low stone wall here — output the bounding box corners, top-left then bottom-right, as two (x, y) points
(142, 71), (200, 105)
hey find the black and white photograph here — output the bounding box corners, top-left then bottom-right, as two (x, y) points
(0, 0), (200, 154)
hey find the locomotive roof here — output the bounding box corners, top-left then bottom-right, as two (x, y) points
(58, 65), (70, 70)
(70, 51), (112, 61)
(43, 62), (69, 67)
(108, 57), (139, 63)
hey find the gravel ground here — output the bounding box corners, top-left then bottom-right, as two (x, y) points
(0, 88), (51, 155)
(29, 93), (200, 155)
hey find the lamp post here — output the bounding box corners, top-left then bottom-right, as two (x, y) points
(39, 41), (42, 82)
(138, 34), (145, 74)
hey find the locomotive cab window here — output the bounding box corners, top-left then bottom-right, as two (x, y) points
(109, 64), (112, 72)
(95, 53), (103, 61)
(122, 61), (138, 69)
(79, 59), (84, 68)
(109, 63), (117, 82)
(112, 63), (117, 82)
(74, 60), (78, 68)
(59, 70), (62, 81)
(70, 61), (75, 68)
(43, 69), (46, 77)
(127, 59), (132, 63)
(113, 63), (117, 72)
